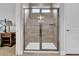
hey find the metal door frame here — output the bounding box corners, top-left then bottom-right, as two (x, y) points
(24, 7), (59, 51)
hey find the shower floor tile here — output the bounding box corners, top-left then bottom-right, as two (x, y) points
(25, 42), (57, 50)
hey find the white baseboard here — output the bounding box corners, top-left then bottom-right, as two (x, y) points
(24, 51), (59, 53)
(60, 51), (66, 56)
(16, 51), (24, 56)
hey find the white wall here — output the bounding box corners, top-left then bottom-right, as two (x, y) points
(16, 3), (24, 55)
(0, 3), (16, 32)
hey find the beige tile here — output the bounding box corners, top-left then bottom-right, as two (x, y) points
(0, 45), (15, 56)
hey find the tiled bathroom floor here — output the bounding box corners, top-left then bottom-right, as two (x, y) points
(0, 45), (15, 56)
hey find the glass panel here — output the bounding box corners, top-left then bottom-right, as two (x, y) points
(32, 9), (40, 13)
(41, 9), (58, 50)
(24, 9), (40, 50)
(41, 9), (51, 13)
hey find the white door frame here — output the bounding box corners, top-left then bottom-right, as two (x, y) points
(16, 3), (66, 56)
(59, 3), (66, 55)
(16, 3), (24, 55)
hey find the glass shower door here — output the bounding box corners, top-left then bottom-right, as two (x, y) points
(41, 8), (58, 50)
(24, 8), (59, 51)
(25, 9), (40, 50)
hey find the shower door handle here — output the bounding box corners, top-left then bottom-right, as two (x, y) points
(49, 24), (55, 26)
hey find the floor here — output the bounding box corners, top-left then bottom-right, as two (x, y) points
(0, 45), (78, 56)
(0, 45), (59, 56)
(0, 45), (15, 56)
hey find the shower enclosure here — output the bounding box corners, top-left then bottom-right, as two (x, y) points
(24, 3), (59, 51)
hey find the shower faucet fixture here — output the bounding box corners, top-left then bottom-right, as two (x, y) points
(37, 15), (45, 23)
